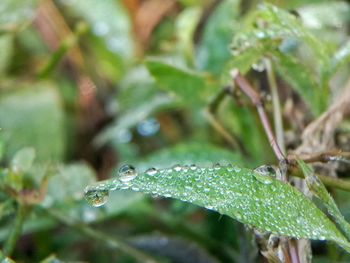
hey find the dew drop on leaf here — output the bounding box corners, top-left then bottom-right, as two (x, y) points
(253, 172), (273, 184)
(84, 188), (109, 207)
(118, 164), (138, 182)
(190, 164), (197, 170)
(172, 164), (182, 172)
(145, 167), (158, 176)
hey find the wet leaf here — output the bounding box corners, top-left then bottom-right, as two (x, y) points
(272, 52), (322, 114)
(195, 0), (240, 75)
(136, 142), (246, 170)
(145, 59), (212, 106)
(229, 3), (332, 114)
(85, 164), (350, 252)
(298, 160), (350, 241)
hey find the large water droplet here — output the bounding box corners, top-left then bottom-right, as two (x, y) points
(84, 188), (109, 207)
(254, 165), (277, 177)
(118, 164), (137, 182)
(253, 172), (274, 185)
(252, 60), (265, 72)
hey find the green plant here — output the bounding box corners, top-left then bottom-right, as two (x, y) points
(1, 0), (350, 262)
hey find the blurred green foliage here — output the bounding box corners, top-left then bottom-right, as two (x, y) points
(1, 0), (350, 262)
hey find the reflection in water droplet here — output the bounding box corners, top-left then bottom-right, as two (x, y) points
(226, 164), (234, 172)
(213, 163), (221, 170)
(254, 165), (277, 177)
(205, 205), (214, 210)
(84, 188), (109, 207)
(173, 164), (182, 172)
(253, 173), (274, 185)
(146, 167), (158, 176)
(118, 164), (137, 182)
(190, 164), (197, 170)
(252, 61), (265, 72)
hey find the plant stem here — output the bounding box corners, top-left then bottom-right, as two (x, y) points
(45, 208), (159, 263)
(231, 70), (286, 164)
(265, 59), (285, 154)
(3, 203), (26, 257)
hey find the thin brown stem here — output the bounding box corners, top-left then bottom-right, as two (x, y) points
(231, 69), (286, 164)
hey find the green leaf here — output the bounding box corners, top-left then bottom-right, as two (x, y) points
(195, 0), (240, 75)
(94, 94), (175, 147)
(46, 163), (96, 204)
(229, 3), (332, 114)
(0, 0), (37, 32)
(136, 142), (246, 170)
(10, 147), (36, 173)
(272, 52), (323, 114)
(94, 66), (178, 147)
(175, 7), (201, 64)
(145, 59), (212, 106)
(85, 164), (350, 252)
(0, 83), (65, 162)
(298, 160), (350, 241)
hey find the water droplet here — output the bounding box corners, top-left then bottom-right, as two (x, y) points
(234, 211), (243, 220)
(205, 205), (214, 210)
(254, 165), (277, 177)
(118, 164), (137, 182)
(173, 164), (182, 172)
(253, 173), (274, 185)
(190, 164), (197, 170)
(213, 163), (221, 170)
(234, 166), (241, 173)
(131, 186), (140, 191)
(84, 188), (109, 207)
(226, 164), (234, 172)
(146, 167), (158, 176)
(252, 60), (265, 72)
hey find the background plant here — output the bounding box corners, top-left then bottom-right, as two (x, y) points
(1, 0), (350, 262)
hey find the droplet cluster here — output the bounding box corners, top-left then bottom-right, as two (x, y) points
(84, 162), (346, 243)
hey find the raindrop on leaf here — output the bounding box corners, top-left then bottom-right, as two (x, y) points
(84, 188), (109, 207)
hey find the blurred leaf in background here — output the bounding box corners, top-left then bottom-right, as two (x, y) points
(1, 0), (350, 262)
